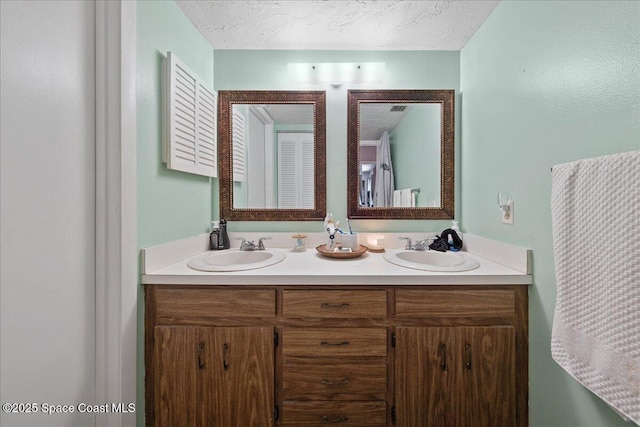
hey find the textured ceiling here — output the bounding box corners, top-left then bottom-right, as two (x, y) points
(176, 0), (500, 50)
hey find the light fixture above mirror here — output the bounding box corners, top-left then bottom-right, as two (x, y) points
(347, 89), (455, 220)
(288, 62), (385, 86)
(219, 90), (326, 221)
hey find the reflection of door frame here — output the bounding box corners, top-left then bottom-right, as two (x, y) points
(248, 106), (275, 208)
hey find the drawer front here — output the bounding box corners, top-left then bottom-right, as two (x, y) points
(395, 289), (515, 320)
(283, 290), (387, 318)
(283, 362), (386, 400)
(283, 328), (387, 357)
(155, 288), (276, 321)
(282, 401), (386, 426)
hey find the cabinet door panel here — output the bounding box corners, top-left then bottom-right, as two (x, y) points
(395, 327), (455, 427)
(457, 327), (516, 427)
(154, 327), (199, 427)
(213, 327), (274, 426)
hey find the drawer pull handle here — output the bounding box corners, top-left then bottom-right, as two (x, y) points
(321, 341), (350, 347)
(223, 343), (230, 371)
(439, 343), (447, 372)
(321, 302), (350, 309)
(320, 377), (350, 386)
(465, 343), (472, 371)
(197, 342), (205, 370)
(320, 415), (349, 424)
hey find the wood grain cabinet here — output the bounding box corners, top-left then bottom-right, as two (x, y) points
(393, 289), (527, 427)
(146, 288), (277, 427)
(282, 290), (389, 426)
(145, 285), (528, 427)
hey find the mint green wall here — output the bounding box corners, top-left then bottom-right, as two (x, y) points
(390, 105), (441, 207)
(136, 1), (215, 425)
(137, 1), (214, 247)
(214, 50), (460, 233)
(460, 2), (639, 426)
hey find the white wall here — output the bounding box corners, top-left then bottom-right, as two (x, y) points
(1, 1), (96, 426)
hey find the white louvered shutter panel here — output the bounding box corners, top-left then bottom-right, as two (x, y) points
(232, 109), (246, 182)
(164, 52), (217, 177)
(278, 135), (298, 208)
(299, 133), (315, 208)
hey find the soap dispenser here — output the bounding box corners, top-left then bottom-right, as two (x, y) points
(210, 221), (220, 250)
(219, 219), (230, 250)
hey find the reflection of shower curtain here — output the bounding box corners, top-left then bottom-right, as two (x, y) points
(373, 131), (394, 207)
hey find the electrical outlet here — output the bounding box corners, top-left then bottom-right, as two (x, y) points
(501, 199), (514, 224)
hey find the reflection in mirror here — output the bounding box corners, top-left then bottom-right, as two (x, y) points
(359, 103), (441, 208)
(347, 90), (454, 220)
(231, 104), (314, 209)
(219, 91), (326, 221)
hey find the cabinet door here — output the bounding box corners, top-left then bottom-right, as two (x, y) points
(395, 327), (455, 427)
(213, 327), (274, 426)
(154, 326), (200, 427)
(154, 326), (274, 427)
(456, 327), (516, 427)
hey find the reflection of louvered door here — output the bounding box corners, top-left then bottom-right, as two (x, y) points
(232, 109), (246, 182)
(164, 52), (217, 178)
(277, 132), (314, 209)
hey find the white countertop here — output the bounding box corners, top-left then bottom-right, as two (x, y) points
(141, 233), (532, 286)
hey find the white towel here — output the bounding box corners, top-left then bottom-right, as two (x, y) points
(551, 151), (640, 424)
(393, 188), (414, 207)
(393, 190), (401, 207)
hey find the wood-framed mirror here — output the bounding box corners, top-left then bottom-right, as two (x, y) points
(347, 89), (454, 219)
(219, 90), (326, 221)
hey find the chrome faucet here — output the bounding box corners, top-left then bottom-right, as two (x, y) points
(398, 237), (414, 250)
(257, 237), (272, 250)
(233, 237), (272, 251)
(398, 236), (434, 251)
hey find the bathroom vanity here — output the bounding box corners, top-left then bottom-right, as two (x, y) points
(142, 234), (531, 427)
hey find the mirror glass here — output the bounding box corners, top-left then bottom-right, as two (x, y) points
(347, 90), (454, 219)
(219, 91), (326, 221)
(231, 103), (314, 209)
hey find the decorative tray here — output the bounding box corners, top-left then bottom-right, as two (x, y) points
(316, 244), (369, 259)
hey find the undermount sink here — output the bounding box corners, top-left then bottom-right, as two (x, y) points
(188, 249), (286, 272)
(383, 249), (480, 272)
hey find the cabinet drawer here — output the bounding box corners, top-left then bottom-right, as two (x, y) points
(395, 289), (515, 320)
(283, 290), (387, 318)
(283, 328), (387, 357)
(283, 362), (386, 400)
(154, 288), (275, 321)
(282, 401), (386, 426)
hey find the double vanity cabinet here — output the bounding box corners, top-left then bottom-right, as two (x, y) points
(142, 233), (531, 426)
(145, 284), (528, 427)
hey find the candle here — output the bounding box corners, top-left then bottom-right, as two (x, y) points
(367, 235), (385, 252)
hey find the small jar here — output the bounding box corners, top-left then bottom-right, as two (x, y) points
(291, 234), (308, 252)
